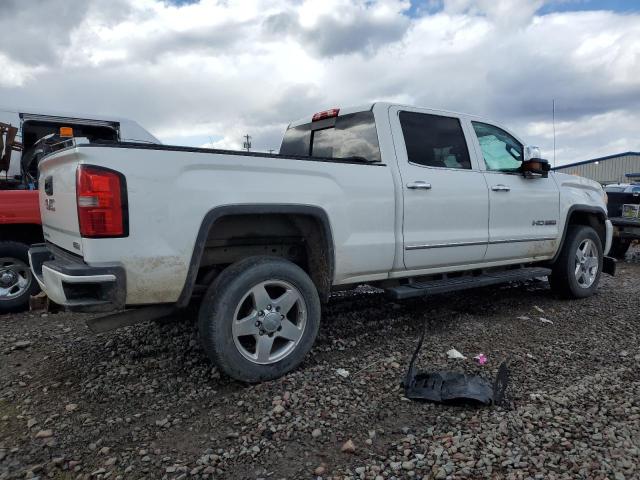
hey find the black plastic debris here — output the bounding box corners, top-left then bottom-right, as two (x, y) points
(403, 323), (509, 406)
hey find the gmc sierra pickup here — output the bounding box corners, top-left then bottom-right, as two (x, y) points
(29, 103), (615, 382)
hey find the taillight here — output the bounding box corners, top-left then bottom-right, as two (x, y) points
(76, 165), (128, 238)
(312, 108), (340, 122)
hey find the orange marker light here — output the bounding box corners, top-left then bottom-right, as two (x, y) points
(59, 127), (74, 137)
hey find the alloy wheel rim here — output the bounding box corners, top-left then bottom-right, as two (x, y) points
(232, 280), (307, 365)
(0, 257), (32, 301)
(574, 239), (599, 288)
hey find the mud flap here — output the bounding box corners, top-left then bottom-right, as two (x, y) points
(403, 321), (509, 406)
(603, 256), (616, 276)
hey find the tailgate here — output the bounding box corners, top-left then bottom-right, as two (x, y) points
(39, 149), (83, 255)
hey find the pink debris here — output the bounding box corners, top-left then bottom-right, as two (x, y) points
(474, 353), (488, 365)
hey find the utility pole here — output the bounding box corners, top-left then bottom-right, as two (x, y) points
(268, 149), (275, 154)
(242, 134), (252, 152)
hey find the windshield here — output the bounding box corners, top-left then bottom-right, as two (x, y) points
(280, 111), (381, 162)
(605, 186), (626, 193)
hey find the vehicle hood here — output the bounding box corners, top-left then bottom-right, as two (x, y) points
(552, 172), (607, 212)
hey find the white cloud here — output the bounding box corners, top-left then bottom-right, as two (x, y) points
(1, 0), (638, 164)
(0, 53), (45, 87)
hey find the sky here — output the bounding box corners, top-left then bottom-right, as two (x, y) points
(1, 0), (639, 166)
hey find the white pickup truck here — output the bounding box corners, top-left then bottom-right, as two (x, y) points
(29, 103), (615, 382)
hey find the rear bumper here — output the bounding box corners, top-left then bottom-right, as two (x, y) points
(28, 244), (126, 312)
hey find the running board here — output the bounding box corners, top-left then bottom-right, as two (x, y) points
(386, 267), (552, 300)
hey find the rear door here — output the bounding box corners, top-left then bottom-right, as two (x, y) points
(468, 121), (560, 262)
(389, 106), (489, 270)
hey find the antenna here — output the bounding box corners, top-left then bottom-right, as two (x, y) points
(552, 99), (556, 168)
(242, 134), (252, 152)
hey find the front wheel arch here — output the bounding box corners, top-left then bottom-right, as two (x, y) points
(552, 206), (607, 264)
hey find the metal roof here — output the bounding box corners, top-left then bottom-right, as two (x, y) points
(554, 151), (640, 170)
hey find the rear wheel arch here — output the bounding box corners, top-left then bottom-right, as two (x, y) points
(177, 205), (335, 307)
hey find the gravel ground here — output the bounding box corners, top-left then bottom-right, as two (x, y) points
(1, 247), (639, 480)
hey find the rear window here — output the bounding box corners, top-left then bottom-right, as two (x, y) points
(279, 111), (381, 162)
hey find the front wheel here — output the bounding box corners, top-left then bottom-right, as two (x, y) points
(0, 241), (41, 313)
(549, 225), (603, 299)
(198, 256), (321, 382)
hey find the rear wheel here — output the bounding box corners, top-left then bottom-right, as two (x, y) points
(0, 241), (40, 313)
(198, 256), (320, 382)
(549, 225), (602, 298)
(609, 238), (631, 260)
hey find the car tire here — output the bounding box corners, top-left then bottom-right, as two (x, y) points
(198, 256), (321, 383)
(609, 238), (631, 260)
(549, 225), (603, 299)
(0, 241), (40, 313)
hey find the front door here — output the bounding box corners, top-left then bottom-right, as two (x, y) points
(390, 107), (489, 270)
(469, 121), (560, 262)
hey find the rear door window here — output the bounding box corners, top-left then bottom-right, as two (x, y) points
(280, 111), (381, 162)
(399, 111), (471, 169)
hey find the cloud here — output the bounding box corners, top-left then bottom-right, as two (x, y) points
(0, 0), (130, 67)
(263, 1), (411, 57)
(0, 0), (638, 164)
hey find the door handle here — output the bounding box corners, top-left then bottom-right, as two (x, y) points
(407, 181), (432, 190)
(491, 184), (510, 192)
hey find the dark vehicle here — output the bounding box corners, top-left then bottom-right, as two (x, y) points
(605, 183), (640, 259)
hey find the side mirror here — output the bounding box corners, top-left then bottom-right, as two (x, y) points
(521, 158), (551, 178)
(522, 145), (550, 178)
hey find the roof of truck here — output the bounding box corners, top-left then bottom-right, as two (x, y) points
(287, 102), (485, 129)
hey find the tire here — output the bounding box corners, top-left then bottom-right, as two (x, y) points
(609, 238), (631, 260)
(0, 241), (40, 313)
(198, 256), (321, 383)
(549, 225), (603, 299)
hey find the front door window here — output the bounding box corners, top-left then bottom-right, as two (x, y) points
(472, 122), (522, 172)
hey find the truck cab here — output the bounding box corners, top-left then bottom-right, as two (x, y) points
(0, 107), (159, 312)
